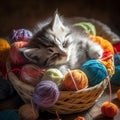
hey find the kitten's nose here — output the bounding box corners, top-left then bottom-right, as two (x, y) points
(59, 51), (67, 57)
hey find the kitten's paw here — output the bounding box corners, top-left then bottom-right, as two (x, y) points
(58, 65), (69, 75)
(88, 46), (103, 59)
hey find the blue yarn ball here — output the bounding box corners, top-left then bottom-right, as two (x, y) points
(81, 60), (108, 86)
(114, 54), (120, 66)
(111, 65), (120, 85)
(32, 80), (60, 108)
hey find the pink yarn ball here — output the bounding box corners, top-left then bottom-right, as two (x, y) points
(21, 64), (44, 86)
(9, 41), (28, 66)
(32, 80), (60, 108)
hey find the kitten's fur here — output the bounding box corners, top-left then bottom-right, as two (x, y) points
(21, 13), (103, 74)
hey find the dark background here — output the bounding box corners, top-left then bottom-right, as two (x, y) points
(0, 0), (120, 38)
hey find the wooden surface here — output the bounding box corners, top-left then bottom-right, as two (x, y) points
(0, 84), (120, 120)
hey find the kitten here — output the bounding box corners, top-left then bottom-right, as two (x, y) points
(20, 13), (103, 74)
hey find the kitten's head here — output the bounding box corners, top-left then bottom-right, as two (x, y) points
(20, 13), (72, 67)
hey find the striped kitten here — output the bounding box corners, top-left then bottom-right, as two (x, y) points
(20, 13), (103, 74)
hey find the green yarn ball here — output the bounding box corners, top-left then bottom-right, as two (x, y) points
(74, 22), (96, 36)
(81, 60), (108, 86)
(111, 65), (120, 85)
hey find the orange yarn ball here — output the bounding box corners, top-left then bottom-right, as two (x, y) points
(63, 69), (88, 91)
(0, 38), (10, 65)
(74, 116), (85, 120)
(9, 41), (28, 66)
(101, 101), (119, 118)
(19, 103), (39, 120)
(117, 89), (120, 101)
(91, 36), (114, 55)
(91, 36), (115, 75)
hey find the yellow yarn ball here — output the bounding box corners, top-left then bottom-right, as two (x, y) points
(0, 38), (10, 65)
(117, 89), (120, 101)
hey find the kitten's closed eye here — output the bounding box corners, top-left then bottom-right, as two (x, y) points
(62, 33), (72, 48)
(62, 41), (68, 48)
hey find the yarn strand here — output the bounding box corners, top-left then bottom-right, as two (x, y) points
(30, 99), (38, 118)
(55, 111), (61, 120)
(67, 69), (79, 91)
(107, 76), (112, 102)
(6, 68), (45, 80)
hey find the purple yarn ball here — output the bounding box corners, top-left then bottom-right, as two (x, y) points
(11, 29), (32, 42)
(32, 80), (60, 108)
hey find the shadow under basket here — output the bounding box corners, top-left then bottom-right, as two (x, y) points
(6, 17), (118, 115)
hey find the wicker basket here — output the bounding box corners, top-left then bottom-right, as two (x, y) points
(6, 17), (117, 115)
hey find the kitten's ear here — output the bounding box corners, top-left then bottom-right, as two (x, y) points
(51, 12), (65, 31)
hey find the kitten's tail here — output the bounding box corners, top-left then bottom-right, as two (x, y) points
(86, 18), (120, 44)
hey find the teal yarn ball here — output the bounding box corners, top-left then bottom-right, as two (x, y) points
(0, 77), (16, 100)
(0, 110), (20, 120)
(114, 54), (120, 66)
(111, 65), (120, 85)
(81, 60), (108, 86)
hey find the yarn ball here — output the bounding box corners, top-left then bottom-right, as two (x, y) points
(18, 104), (39, 120)
(74, 22), (96, 36)
(91, 36), (114, 55)
(0, 77), (15, 100)
(21, 64), (44, 86)
(63, 69), (88, 91)
(99, 50), (115, 76)
(0, 38), (11, 65)
(117, 89), (120, 101)
(32, 80), (60, 108)
(74, 116), (85, 120)
(0, 110), (20, 120)
(102, 49), (113, 59)
(9, 41), (28, 66)
(114, 54), (120, 65)
(11, 29), (32, 43)
(81, 60), (108, 86)
(41, 68), (64, 88)
(113, 42), (120, 53)
(101, 101), (119, 118)
(111, 65), (120, 85)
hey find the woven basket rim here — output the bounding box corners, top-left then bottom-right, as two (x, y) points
(6, 57), (109, 93)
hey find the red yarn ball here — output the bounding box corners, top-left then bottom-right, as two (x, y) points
(102, 49), (113, 59)
(113, 42), (120, 53)
(9, 41), (28, 66)
(21, 64), (44, 86)
(101, 101), (119, 118)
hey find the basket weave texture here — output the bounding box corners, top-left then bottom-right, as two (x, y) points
(6, 17), (117, 114)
